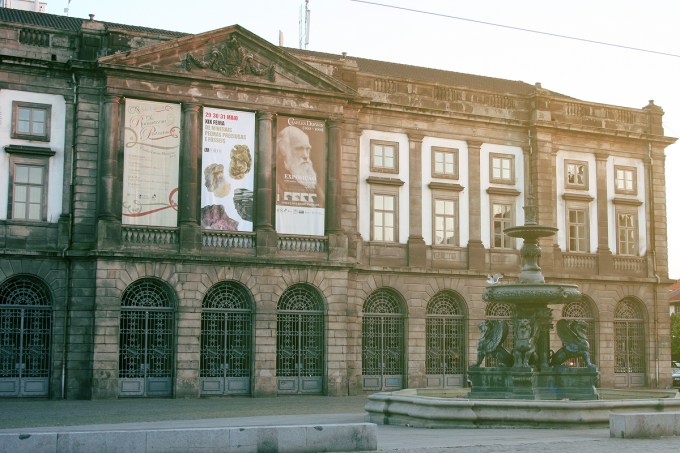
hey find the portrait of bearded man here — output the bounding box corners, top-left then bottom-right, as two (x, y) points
(276, 125), (324, 206)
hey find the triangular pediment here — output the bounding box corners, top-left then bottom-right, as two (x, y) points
(99, 25), (356, 97)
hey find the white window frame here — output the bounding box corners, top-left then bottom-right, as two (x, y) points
(371, 188), (398, 242)
(431, 147), (459, 179)
(565, 159), (589, 190)
(432, 195), (458, 246)
(12, 101), (51, 142)
(490, 199), (514, 249)
(614, 165), (637, 195)
(489, 153), (515, 184)
(566, 203), (590, 253)
(7, 153), (50, 221)
(370, 140), (399, 174)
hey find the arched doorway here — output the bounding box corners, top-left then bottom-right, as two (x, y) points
(276, 284), (325, 394)
(118, 278), (175, 397)
(484, 302), (513, 367)
(0, 276), (51, 397)
(614, 298), (646, 387)
(560, 298), (597, 367)
(362, 288), (405, 391)
(426, 291), (466, 388)
(200, 281), (253, 395)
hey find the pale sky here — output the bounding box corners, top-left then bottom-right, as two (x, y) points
(53, 0), (680, 279)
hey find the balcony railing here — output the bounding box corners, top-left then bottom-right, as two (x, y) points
(122, 226), (177, 246)
(278, 235), (327, 253)
(202, 231), (255, 249)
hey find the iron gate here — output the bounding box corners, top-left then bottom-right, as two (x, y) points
(614, 299), (645, 387)
(119, 279), (174, 397)
(560, 299), (597, 368)
(200, 281), (252, 395)
(0, 276), (51, 397)
(426, 292), (465, 388)
(484, 302), (514, 367)
(276, 285), (324, 394)
(362, 289), (404, 391)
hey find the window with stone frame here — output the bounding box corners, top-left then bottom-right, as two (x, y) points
(5, 146), (54, 222)
(566, 203), (589, 253)
(370, 140), (399, 174)
(565, 159), (589, 190)
(489, 153), (514, 184)
(12, 101), (51, 142)
(616, 207), (638, 256)
(432, 195), (458, 246)
(491, 201), (514, 249)
(371, 188), (398, 242)
(614, 165), (637, 195)
(431, 147), (459, 179)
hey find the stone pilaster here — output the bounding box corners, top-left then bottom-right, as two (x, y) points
(407, 133), (426, 267)
(255, 112), (278, 256)
(179, 103), (202, 253)
(595, 152), (613, 274)
(466, 140), (486, 271)
(96, 95), (122, 250)
(327, 120), (348, 260)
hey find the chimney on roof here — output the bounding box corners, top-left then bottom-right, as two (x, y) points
(89, 14), (95, 21)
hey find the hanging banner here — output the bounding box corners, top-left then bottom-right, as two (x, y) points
(122, 99), (181, 227)
(275, 116), (326, 236)
(200, 107), (255, 231)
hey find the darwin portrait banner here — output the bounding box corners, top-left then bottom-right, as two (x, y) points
(275, 116), (326, 236)
(200, 107), (255, 231)
(122, 99), (181, 227)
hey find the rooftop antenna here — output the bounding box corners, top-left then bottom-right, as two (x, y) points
(299, 0), (310, 49)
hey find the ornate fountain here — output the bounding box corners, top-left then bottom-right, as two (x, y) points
(468, 202), (599, 400)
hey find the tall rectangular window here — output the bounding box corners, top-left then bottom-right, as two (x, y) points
(615, 166), (637, 195)
(567, 207), (589, 252)
(617, 210), (637, 255)
(489, 153), (514, 184)
(372, 192), (397, 242)
(433, 197), (457, 245)
(432, 147), (458, 179)
(12, 101), (51, 142)
(565, 160), (588, 189)
(491, 202), (513, 248)
(11, 162), (46, 221)
(370, 140), (398, 173)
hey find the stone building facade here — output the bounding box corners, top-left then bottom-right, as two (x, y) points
(0, 9), (675, 399)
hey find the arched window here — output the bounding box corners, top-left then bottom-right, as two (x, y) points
(119, 278), (175, 397)
(200, 281), (253, 395)
(614, 298), (646, 387)
(0, 276), (51, 397)
(362, 288), (405, 391)
(276, 284), (325, 394)
(426, 291), (466, 387)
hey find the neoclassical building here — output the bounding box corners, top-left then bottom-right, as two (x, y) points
(0, 9), (675, 399)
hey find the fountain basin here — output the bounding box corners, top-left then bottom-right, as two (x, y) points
(365, 388), (680, 428)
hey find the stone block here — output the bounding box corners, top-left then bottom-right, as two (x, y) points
(610, 412), (680, 438)
(57, 431), (146, 453)
(0, 433), (57, 453)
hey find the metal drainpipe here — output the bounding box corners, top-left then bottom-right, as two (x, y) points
(647, 140), (660, 387)
(60, 70), (78, 399)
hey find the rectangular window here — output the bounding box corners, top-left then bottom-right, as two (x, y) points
(432, 147), (458, 179)
(489, 153), (514, 184)
(615, 165), (637, 195)
(617, 210), (638, 255)
(12, 101), (51, 142)
(10, 162), (47, 221)
(372, 192), (397, 242)
(567, 207), (589, 252)
(433, 197), (457, 245)
(370, 140), (398, 173)
(565, 160), (588, 189)
(491, 202), (513, 248)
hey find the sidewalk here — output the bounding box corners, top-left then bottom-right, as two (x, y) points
(0, 395), (678, 452)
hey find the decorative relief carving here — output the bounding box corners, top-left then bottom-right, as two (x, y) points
(182, 35), (275, 81)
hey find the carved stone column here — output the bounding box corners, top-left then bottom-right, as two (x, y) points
(466, 140), (486, 270)
(255, 112), (277, 256)
(97, 95), (122, 249)
(327, 120), (348, 260)
(407, 133), (426, 268)
(179, 103), (201, 253)
(595, 152), (613, 274)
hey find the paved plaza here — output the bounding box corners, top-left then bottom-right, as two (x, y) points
(0, 395), (679, 452)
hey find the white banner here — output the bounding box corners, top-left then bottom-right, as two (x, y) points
(122, 99), (180, 227)
(200, 107), (256, 231)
